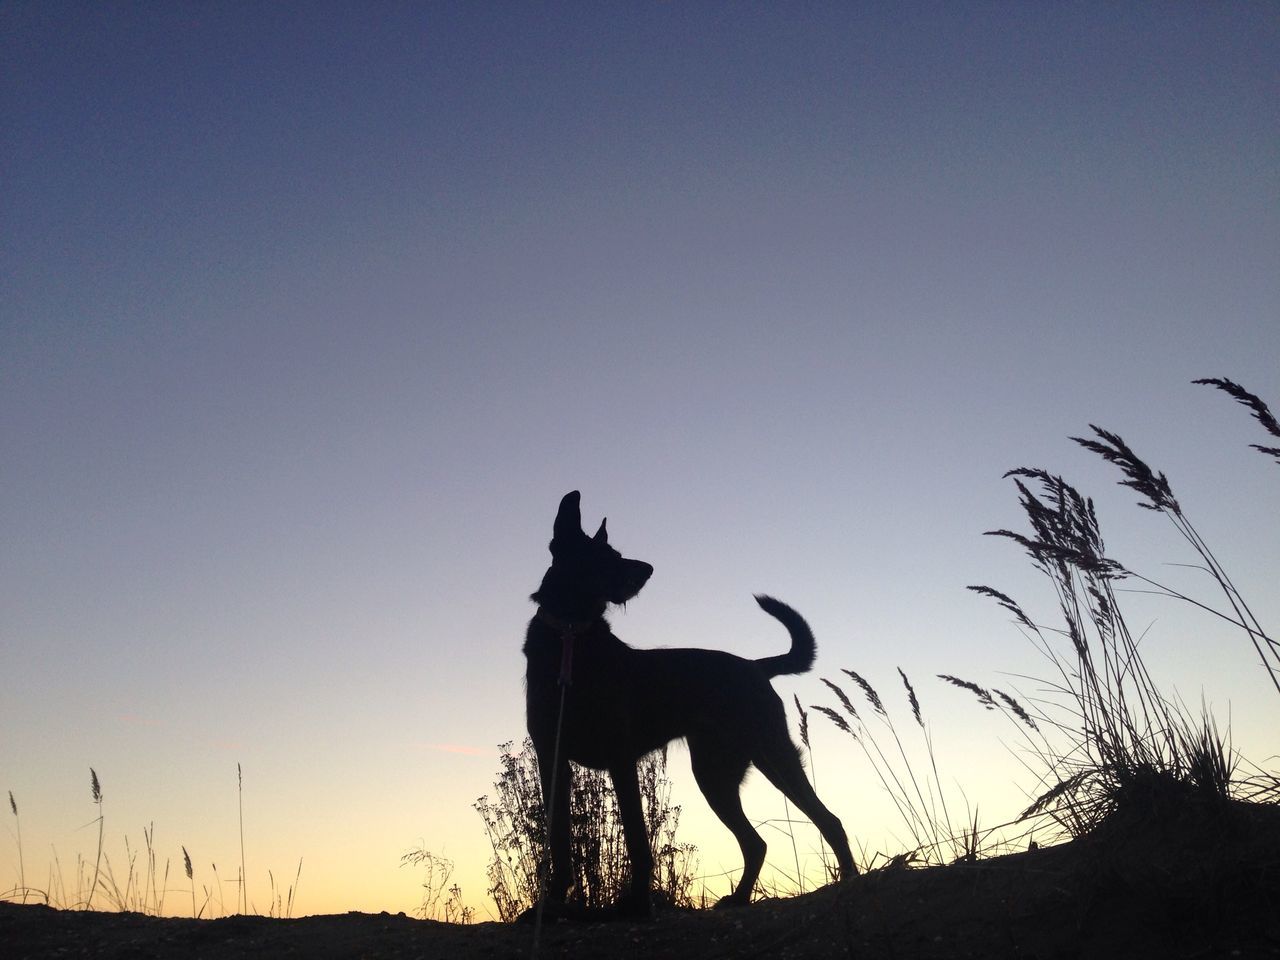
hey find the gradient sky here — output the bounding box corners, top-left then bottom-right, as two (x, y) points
(3, 2), (1277, 919)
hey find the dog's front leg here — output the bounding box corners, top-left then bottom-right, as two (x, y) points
(538, 750), (573, 906)
(609, 763), (653, 918)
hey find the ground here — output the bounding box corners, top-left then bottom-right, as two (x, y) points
(5, 794), (1279, 959)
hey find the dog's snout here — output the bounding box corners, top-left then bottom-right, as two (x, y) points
(607, 558), (653, 604)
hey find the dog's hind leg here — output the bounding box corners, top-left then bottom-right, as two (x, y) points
(688, 737), (765, 908)
(609, 763), (654, 917)
(754, 733), (857, 881)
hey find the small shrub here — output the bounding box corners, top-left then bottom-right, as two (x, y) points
(474, 738), (697, 920)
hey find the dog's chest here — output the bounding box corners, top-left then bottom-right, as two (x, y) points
(524, 628), (637, 748)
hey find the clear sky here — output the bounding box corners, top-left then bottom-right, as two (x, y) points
(3, 1), (1277, 919)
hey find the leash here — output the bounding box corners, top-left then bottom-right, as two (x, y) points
(531, 627), (575, 958)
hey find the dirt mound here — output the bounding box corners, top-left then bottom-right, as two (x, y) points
(4, 797), (1278, 959)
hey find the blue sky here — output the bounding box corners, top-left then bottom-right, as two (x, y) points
(3, 2), (1277, 916)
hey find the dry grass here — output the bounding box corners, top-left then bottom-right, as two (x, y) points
(1195, 376), (1280, 464)
(957, 376), (1278, 840)
(8, 792), (25, 905)
(812, 667), (1021, 870)
(2, 766), (301, 920)
(400, 847), (473, 923)
(801, 377), (1278, 882)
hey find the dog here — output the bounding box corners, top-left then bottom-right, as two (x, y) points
(524, 491), (855, 917)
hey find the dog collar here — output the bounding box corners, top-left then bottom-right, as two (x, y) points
(534, 607), (597, 639)
(534, 608), (597, 686)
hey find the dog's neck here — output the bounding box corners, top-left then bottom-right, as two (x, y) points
(533, 606), (603, 639)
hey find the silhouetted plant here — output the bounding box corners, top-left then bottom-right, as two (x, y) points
(1194, 376), (1280, 464)
(474, 738), (697, 920)
(958, 378), (1277, 838)
(814, 668), (993, 866)
(237, 763), (247, 915)
(1, 769), (298, 918)
(272, 858), (303, 919)
(1069, 421), (1279, 696)
(86, 769), (104, 911)
(400, 847), (474, 923)
(8, 791), (26, 905)
(776, 697), (814, 892)
(182, 846), (196, 918)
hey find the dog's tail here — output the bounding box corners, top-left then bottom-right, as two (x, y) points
(753, 595), (817, 676)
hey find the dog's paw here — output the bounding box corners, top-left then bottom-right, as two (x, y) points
(711, 893), (751, 910)
(516, 900), (569, 925)
(835, 856), (860, 881)
(615, 890), (652, 920)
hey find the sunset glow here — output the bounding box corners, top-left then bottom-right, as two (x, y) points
(3, 3), (1276, 919)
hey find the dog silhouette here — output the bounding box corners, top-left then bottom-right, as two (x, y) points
(523, 491), (855, 916)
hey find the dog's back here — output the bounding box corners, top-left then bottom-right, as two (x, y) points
(538, 596), (813, 764)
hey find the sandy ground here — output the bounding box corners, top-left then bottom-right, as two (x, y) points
(5, 794), (1279, 959)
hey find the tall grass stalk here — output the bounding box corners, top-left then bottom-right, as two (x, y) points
(3, 767), (300, 918)
(265, 861), (302, 918)
(211, 862), (225, 916)
(1195, 376), (1280, 465)
(791, 696), (835, 881)
(1071, 423), (1279, 695)
(9, 791), (25, 904)
(761, 698), (803, 894)
(813, 669), (982, 865)
(51, 846), (68, 907)
(182, 846), (196, 918)
(143, 823), (169, 916)
(237, 762), (247, 915)
(961, 380), (1277, 836)
(969, 467), (1201, 833)
(86, 769), (103, 911)
(778, 795), (804, 894)
(286, 857), (301, 919)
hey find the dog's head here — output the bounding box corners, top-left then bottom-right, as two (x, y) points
(531, 491), (654, 619)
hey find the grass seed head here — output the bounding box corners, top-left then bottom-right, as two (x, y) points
(1194, 377), (1280, 437)
(822, 677), (861, 721)
(898, 669), (923, 727)
(993, 689), (1039, 732)
(1194, 377), (1280, 463)
(842, 670), (885, 715)
(939, 674), (997, 710)
(793, 694), (810, 748)
(1072, 425), (1179, 513)
(967, 585), (1036, 631)
(811, 704), (853, 735)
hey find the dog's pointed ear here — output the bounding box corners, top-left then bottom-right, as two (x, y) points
(593, 518), (608, 543)
(554, 491), (583, 539)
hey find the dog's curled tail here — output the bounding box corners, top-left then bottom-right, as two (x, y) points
(753, 595), (817, 676)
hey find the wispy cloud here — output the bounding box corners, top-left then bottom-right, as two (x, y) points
(420, 743), (488, 757)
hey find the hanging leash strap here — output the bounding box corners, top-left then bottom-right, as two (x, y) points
(558, 629), (574, 686)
